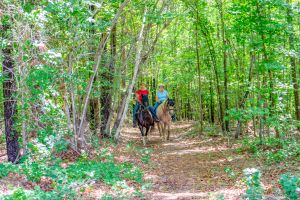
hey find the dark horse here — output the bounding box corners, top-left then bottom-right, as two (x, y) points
(135, 95), (154, 145)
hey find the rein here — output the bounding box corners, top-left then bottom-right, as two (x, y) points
(159, 100), (174, 115)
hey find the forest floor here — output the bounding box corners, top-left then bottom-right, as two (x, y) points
(111, 121), (298, 200)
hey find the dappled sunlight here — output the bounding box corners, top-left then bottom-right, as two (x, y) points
(165, 145), (235, 156)
(171, 122), (195, 130)
(161, 138), (214, 147)
(149, 187), (243, 200)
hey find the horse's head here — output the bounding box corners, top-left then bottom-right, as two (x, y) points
(141, 94), (149, 107)
(167, 98), (175, 115)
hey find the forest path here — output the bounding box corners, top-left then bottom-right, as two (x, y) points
(119, 121), (259, 200)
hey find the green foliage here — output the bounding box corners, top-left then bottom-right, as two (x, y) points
(186, 123), (219, 137)
(66, 160), (143, 185)
(0, 134), (5, 144)
(226, 107), (267, 122)
(216, 194), (225, 200)
(279, 173), (300, 200)
(138, 148), (153, 164)
(243, 168), (263, 200)
(224, 167), (237, 179)
(22, 162), (44, 182)
(1, 137), (145, 199)
(239, 137), (300, 164)
(0, 163), (17, 178)
(4, 188), (28, 200)
(1, 152), (144, 199)
(101, 193), (115, 200)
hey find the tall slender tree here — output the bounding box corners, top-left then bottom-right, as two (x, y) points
(287, 0), (300, 129)
(1, 16), (19, 163)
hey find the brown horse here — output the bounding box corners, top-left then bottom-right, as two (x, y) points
(156, 99), (175, 140)
(136, 95), (154, 145)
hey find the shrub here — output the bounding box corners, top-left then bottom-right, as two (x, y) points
(279, 173), (299, 200)
(243, 168), (263, 200)
(239, 137), (300, 164)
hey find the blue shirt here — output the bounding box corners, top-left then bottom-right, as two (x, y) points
(157, 90), (168, 102)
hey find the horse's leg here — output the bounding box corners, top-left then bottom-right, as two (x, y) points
(145, 127), (149, 143)
(161, 122), (165, 140)
(142, 127), (147, 146)
(162, 123), (166, 141)
(139, 125), (146, 146)
(148, 125), (152, 134)
(167, 123), (170, 140)
(157, 122), (162, 137)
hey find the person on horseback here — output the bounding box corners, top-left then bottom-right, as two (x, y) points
(133, 83), (159, 128)
(152, 84), (176, 121)
(154, 84), (168, 109)
(133, 83), (149, 127)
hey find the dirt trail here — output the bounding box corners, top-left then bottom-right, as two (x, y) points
(120, 122), (259, 200)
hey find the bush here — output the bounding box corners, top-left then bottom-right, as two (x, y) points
(239, 137), (300, 164)
(4, 188), (27, 200)
(0, 143), (145, 199)
(243, 168), (263, 200)
(0, 163), (17, 178)
(279, 173), (299, 200)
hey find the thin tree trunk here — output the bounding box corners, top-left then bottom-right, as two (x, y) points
(77, 0), (129, 146)
(1, 21), (20, 163)
(100, 25), (117, 137)
(217, 0), (230, 132)
(195, 10), (203, 133)
(287, 1), (300, 129)
(113, 10), (147, 142)
(235, 49), (255, 138)
(200, 24), (225, 133)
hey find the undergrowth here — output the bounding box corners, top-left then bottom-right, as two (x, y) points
(238, 137), (300, 164)
(0, 139), (146, 199)
(186, 123), (220, 137)
(242, 168), (299, 200)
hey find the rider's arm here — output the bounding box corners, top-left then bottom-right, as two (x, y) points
(156, 95), (159, 102)
(135, 93), (141, 103)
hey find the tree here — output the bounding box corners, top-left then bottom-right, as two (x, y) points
(287, 0), (300, 129)
(1, 15), (19, 163)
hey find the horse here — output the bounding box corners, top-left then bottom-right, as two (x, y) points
(135, 95), (154, 145)
(156, 98), (175, 141)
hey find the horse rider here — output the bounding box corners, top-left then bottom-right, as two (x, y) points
(133, 83), (160, 127)
(152, 84), (176, 121)
(133, 83), (149, 127)
(154, 84), (168, 109)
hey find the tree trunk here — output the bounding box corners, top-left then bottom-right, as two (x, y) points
(200, 24), (225, 133)
(217, 0), (230, 132)
(99, 33), (110, 137)
(100, 25), (117, 137)
(287, 1), (300, 129)
(209, 72), (215, 124)
(195, 10), (203, 133)
(235, 48), (255, 138)
(1, 22), (20, 163)
(77, 0), (129, 145)
(87, 5), (99, 135)
(113, 10), (147, 142)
